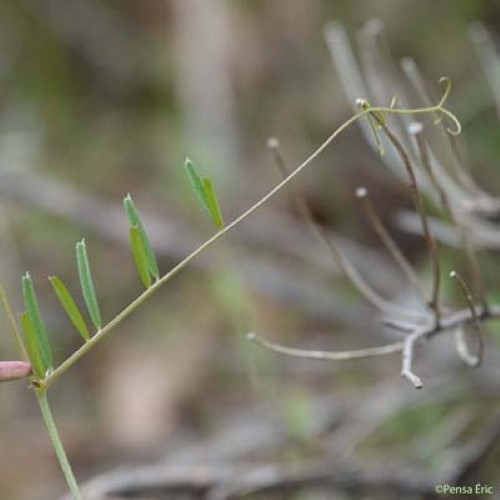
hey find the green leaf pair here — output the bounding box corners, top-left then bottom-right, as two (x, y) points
(124, 194), (159, 288)
(21, 239), (103, 376)
(52, 239), (100, 342)
(184, 158), (224, 230)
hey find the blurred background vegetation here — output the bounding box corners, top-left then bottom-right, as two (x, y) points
(0, 1), (499, 498)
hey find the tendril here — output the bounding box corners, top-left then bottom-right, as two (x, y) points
(437, 107), (462, 135)
(437, 76), (452, 107)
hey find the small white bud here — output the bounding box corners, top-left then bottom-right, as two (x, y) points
(356, 98), (368, 109)
(266, 137), (280, 150)
(356, 187), (368, 198)
(407, 122), (424, 136)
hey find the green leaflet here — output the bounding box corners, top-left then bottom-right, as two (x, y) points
(184, 157), (208, 215)
(21, 273), (53, 373)
(202, 177), (224, 229)
(20, 312), (45, 378)
(123, 194), (159, 280)
(76, 239), (102, 330)
(0, 281), (29, 361)
(129, 226), (152, 288)
(49, 276), (90, 342)
(184, 157), (225, 229)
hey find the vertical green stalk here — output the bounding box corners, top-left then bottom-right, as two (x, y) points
(35, 389), (81, 500)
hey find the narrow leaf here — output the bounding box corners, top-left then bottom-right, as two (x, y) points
(49, 276), (90, 342)
(184, 157), (224, 229)
(184, 157), (209, 215)
(0, 281), (29, 361)
(76, 239), (102, 330)
(22, 273), (53, 371)
(123, 194), (159, 280)
(129, 226), (152, 288)
(202, 177), (224, 229)
(20, 311), (45, 378)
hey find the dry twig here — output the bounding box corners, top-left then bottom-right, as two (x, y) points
(368, 108), (442, 328)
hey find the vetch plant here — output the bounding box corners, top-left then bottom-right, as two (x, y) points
(0, 79), (467, 498)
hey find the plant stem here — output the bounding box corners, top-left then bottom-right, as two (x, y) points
(35, 389), (82, 499)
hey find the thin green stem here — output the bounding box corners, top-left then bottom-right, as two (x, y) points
(35, 389), (81, 499)
(42, 101), (455, 389)
(41, 110), (359, 388)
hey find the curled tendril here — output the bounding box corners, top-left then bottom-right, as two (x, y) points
(434, 77), (461, 135)
(359, 77), (461, 137)
(437, 77), (452, 107)
(437, 108), (462, 135)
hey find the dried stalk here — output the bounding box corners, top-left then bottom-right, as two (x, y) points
(401, 330), (424, 389)
(409, 122), (488, 312)
(267, 137), (426, 322)
(370, 112), (442, 327)
(355, 186), (427, 303)
(246, 332), (404, 361)
(450, 271), (484, 367)
(248, 302), (497, 389)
